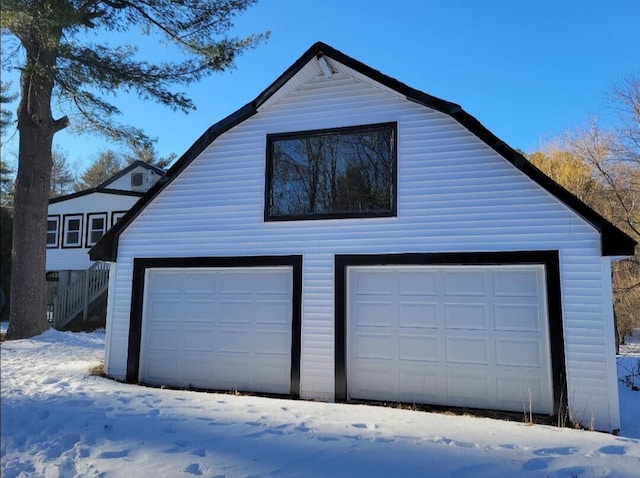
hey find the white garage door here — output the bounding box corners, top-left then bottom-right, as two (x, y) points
(347, 265), (554, 414)
(139, 267), (293, 394)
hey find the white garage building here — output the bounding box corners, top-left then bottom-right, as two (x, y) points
(91, 42), (635, 432)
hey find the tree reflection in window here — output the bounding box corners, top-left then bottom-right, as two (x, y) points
(267, 123), (396, 219)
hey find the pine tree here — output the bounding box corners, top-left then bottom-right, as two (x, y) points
(50, 149), (75, 198)
(74, 150), (125, 191)
(1, 0), (267, 339)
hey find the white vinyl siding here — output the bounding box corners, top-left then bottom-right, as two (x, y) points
(106, 69), (618, 430)
(104, 166), (159, 191)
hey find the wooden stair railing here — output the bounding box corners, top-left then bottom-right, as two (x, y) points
(51, 261), (110, 330)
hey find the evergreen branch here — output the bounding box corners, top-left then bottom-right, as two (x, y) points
(72, 93), (151, 147)
(56, 43), (208, 111)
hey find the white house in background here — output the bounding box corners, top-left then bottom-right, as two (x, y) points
(47, 161), (164, 328)
(90, 43), (636, 433)
(47, 160), (164, 275)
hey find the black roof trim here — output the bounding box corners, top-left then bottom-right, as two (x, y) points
(98, 160), (166, 189)
(90, 42), (636, 261)
(49, 188), (144, 204)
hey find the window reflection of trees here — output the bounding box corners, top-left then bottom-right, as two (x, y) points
(270, 126), (394, 217)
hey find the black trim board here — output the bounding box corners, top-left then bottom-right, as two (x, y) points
(90, 42), (635, 260)
(49, 187), (144, 204)
(334, 251), (567, 416)
(127, 255), (303, 398)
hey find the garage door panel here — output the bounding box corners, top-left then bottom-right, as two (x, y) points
(181, 300), (214, 321)
(445, 303), (487, 330)
(182, 328), (214, 352)
(182, 272), (217, 294)
(147, 327), (179, 351)
(351, 367), (393, 397)
(495, 304), (541, 331)
(347, 265), (553, 413)
(354, 333), (394, 359)
(398, 335), (439, 362)
(347, 264), (553, 414)
(219, 273), (253, 294)
(218, 300), (253, 322)
(217, 329), (253, 354)
(353, 301), (394, 327)
(149, 271), (182, 293)
(444, 271), (487, 296)
(255, 360), (292, 392)
(255, 271), (291, 295)
(493, 270), (539, 297)
(398, 271), (438, 295)
(398, 302), (439, 328)
(148, 300), (182, 321)
(495, 339), (542, 367)
(497, 376), (550, 413)
(255, 301), (291, 324)
(254, 330), (290, 355)
(140, 266), (293, 395)
(446, 337), (489, 365)
(215, 359), (251, 387)
(447, 373), (490, 403)
(178, 354), (214, 384)
(399, 370), (438, 399)
(353, 271), (393, 295)
(145, 352), (177, 383)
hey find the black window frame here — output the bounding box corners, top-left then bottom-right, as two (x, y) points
(62, 214), (84, 249)
(46, 215), (60, 249)
(111, 210), (127, 227)
(265, 122), (398, 221)
(86, 212), (108, 247)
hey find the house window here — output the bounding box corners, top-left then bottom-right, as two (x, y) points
(87, 213), (108, 246)
(131, 172), (144, 188)
(112, 211), (127, 227)
(63, 214), (83, 248)
(266, 123), (397, 220)
(47, 216), (60, 248)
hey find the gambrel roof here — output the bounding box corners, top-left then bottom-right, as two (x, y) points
(90, 42), (636, 261)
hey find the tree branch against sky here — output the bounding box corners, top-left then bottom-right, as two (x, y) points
(529, 74), (640, 346)
(0, 0), (268, 339)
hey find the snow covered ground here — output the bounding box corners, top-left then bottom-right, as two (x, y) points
(1, 325), (639, 478)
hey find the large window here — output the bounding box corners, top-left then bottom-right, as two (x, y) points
(63, 214), (83, 248)
(47, 216), (60, 248)
(266, 123), (397, 220)
(87, 213), (108, 247)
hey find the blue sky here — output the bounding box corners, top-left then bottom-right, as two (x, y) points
(2, 0), (639, 169)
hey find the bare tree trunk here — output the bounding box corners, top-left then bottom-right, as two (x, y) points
(6, 37), (66, 339)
